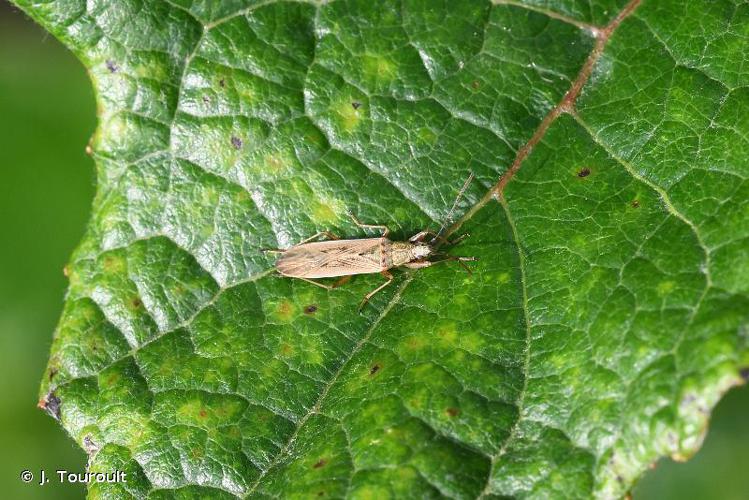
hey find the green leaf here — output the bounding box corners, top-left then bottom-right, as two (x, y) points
(18, 0), (749, 497)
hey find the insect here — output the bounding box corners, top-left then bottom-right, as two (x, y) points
(267, 174), (477, 310)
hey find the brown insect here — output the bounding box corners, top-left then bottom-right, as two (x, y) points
(267, 174), (476, 310)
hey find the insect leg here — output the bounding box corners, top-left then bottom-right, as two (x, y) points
(297, 277), (336, 290)
(408, 230), (431, 243)
(296, 275), (351, 290)
(447, 233), (470, 245)
(348, 212), (390, 238)
(405, 256), (477, 274)
(298, 231), (340, 244)
(435, 256), (477, 275)
(403, 260), (432, 269)
(358, 270), (394, 311)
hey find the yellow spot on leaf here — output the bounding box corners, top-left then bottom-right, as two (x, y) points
(134, 59), (167, 81)
(362, 53), (396, 83)
(404, 335), (426, 351)
(263, 151), (293, 172)
(437, 323), (458, 345)
(657, 280), (675, 296)
(417, 127), (437, 145)
(102, 254), (126, 274)
(333, 97), (364, 132)
(280, 343), (294, 357)
(311, 197), (343, 225)
(272, 300), (297, 323)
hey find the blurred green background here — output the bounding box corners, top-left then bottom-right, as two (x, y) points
(1, 3), (748, 499)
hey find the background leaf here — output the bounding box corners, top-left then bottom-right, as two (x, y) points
(14, 0), (749, 497)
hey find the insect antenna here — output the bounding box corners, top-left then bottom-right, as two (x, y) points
(430, 172), (475, 246)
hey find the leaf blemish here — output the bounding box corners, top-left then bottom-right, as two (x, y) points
(304, 304), (318, 314)
(313, 458), (328, 469)
(446, 407), (460, 417)
(351, 101), (362, 109)
(37, 392), (61, 421)
(577, 167), (591, 178)
(230, 136), (243, 150)
(369, 363), (381, 375)
(83, 435), (99, 455)
(219, 77), (226, 88)
(631, 200), (640, 208)
(105, 60), (119, 73)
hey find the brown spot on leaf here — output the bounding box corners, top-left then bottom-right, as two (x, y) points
(131, 298), (142, 308)
(38, 392), (61, 421)
(631, 200), (640, 208)
(313, 458), (328, 469)
(304, 304), (318, 315)
(199, 409), (207, 418)
(48, 367), (58, 381)
(105, 60), (119, 73)
(445, 407), (460, 417)
(351, 101), (362, 110)
(202, 95), (210, 104)
(231, 136), (243, 149)
(369, 364), (381, 376)
(577, 167), (591, 178)
(219, 78), (226, 87)
(471, 80), (480, 90)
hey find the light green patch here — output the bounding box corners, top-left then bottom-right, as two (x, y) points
(101, 114), (128, 140)
(401, 334), (426, 352)
(311, 197), (344, 225)
(271, 299), (297, 323)
(349, 484), (392, 500)
(459, 330), (485, 352)
(102, 254), (126, 274)
(279, 342), (295, 357)
(134, 59), (168, 82)
(262, 150), (294, 173)
(417, 127), (438, 146)
(436, 322), (458, 346)
(362, 53), (397, 84)
(657, 280), (675, 296)
(235, 79), (256, 104)
(333, 96), (364, 132)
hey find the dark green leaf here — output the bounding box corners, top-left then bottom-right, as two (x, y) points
(16, 0), (749, 497)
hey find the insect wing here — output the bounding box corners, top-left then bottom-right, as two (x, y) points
(276, 238), (384, 278)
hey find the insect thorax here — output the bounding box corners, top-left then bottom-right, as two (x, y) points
(391, 241), (432, 266)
